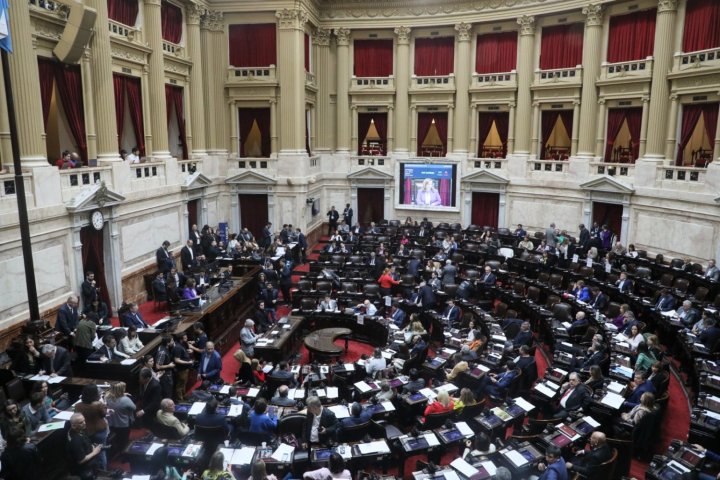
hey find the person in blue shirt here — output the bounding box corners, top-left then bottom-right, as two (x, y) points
(339, 402), (372, 429)
(248, 397), (277, 436)
(691, 444), (720, 480)
(198, 341), (222, 383)
(571, 280), (591, 303)
(536, 444), (568, 480)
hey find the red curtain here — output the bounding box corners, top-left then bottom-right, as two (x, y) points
(54, 64), (88, 164)
(434, 113), (448, 156)
(37, 58), (55, 130)
(238, 108), (270, 158)
(113, 74), (126, 149)
(471, 192), (499, 228)
(108, 0), (139, 27)
(540, 111), (561, 159)
(403, 177), (412, 204)
(438, 179), (450, 206)
(125, 77), (145, 155)
(160, 0), (182, 43)
(475, 32), (518, 73)
(592, 203), (623, 241)
(417, 113), (434, 156)
(540, 24), (584, 69)
(414, 37), (454, 76)
(373, 113), (388, 154)
(677, 104), (704, 165)
(354, 39), (394, 77)
(477, 113), (495, 156)
(607, 10), (656, 63)
(604, 109), (627, 162)
(626, 108), (643, 161)
(304, 33), (310, 72)
(228, 24), (277, 67)
(703, 103), (719, 149)
(255, 108), (271, 158)
(80, 226), (112, 312)
(683, 0), (720, 52)
(165, 85), (188, 159)
(238, 194), (269, 240)
(494, 112), (510, 158)
(357, 113), (373, 154)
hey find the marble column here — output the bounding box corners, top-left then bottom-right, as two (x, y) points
(513, 16), (535, 155)
(212, 17), (228, 154)
(410, 105), (418, 154)
(143, 0), (170, 158)
(577, 4), (604, 157)
(335, 27), (351, 153)
(229, 100), (238, 156)
(639, 96), (650, 158)
(453, 23), (472, 156)
(386, 105), (394, 153)
(141, 65), (153, 155)
(714, 103), (720, 162)
(87, 0), (119, 162)
(595, 99), (607, 157)
(80, 50), (98, 162)
(270, 99), (278, 155)
(507, 102), (516, 155)
(394, 26), (411, 154)
(643, 0), (678, 162)
(530, 102), (540, 157)
(447, 105), (455, 154)
(350, 105), (358, 154)
(0, 59), (12, 165)
(6, 0), (48, 167)
(664, 94), (679, 161)
(469, 104), (478, 157)
(313, 28), (332, 151)
(276, 8), (308, 153)
(186, 4), (206, 156)
(200, 12), (217, 152)
(571, 100), (581, 156)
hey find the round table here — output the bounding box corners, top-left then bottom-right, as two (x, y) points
(303, 327), (352, 363)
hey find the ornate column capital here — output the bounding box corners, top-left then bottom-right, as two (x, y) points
(334, 27), (351, 46)
(387, 104), (394, 111)
(144, 0), (161, 7)
(471, 104), (478, 111)
(394, 26), (412, 44)
(275, 8), (308, 30)
(572, 99), (581, 106)
(201, 10), (224, 32)
(313, 27), (331, 46)
(669, 93), (679, 101)
(532, 101), (540, 108)
(517, 15), (535, 36)
(269, 98), (277, 105)
(351, 104), (358, 112)
(642, 95), (650, 103)
(658, 0), (678, 13)
(455, 22), (472, 42)
(187, 3), (205, 25)
(582, 4), (604, 26)
(448, 104), (455, 110)
(597, 98), (606, 105)
(508, 102), (516, 109)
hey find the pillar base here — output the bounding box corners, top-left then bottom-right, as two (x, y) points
(97, 153), (123, 164)
(151, 151), (173, 161)
(637, 153), (666, 164)
(20, 156), (50, 169)
(190, 150), (208, 158)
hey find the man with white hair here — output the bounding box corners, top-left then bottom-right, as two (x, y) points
(240, 319), (257, 356)
(441, 259), (457, 286)
(155, 398), (190, 437)
(678, 299), (700, 327)
(40, 343), (72, 376)
(67, 413), (102, 479)
(551, 372), (590, 419)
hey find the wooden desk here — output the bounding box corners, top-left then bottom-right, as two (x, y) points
(304, 327), (352, 362)
(253, 316), (305, 363)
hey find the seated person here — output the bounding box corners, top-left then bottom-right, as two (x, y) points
(453, 388), (477, 411)
(550, 372), (591, 419)
(269, 361), (299, 388)
(620, 392), (656, 427)
(355, 299), (378, 316)
(568, 311), (589, 336)
(462, 433), (497, 461)
(623, 370), (655, 409)
(534, 445), (567, 480)
(339, 402), (372, 429)
(423, 390), (454, 417)
(374, 381), (395, 402)
(303, 452), (352, 480)
(655, 289), (676, 312)
(624, 324), (644, 351)
(512, 321), (533, 348)
(21, 392), (50, 431)
(689, 445), (720, 480)
(565, 432), (613, 477)
(388, 304), (406, 328)
(403, 319), (427, 344)
(576, 341), (606, 370)
(678, 299), (700, 327)
(647, 361), (669, 396)
(634, 342), (656, 372)
(119, 326), (144, 355)
(271, 385), (297, 407)
(90, 334), (129, 362)
(571, 280), (591, 302)
(697, 317), (720, 351)
(248, 397), (277, 436)
(459, 344), (478, 362)
(66, 413), (102, 480)
(474, 361), (518, 400)
(584, 365), (605, 392)
(303, 396), (338, 446)
(187, 380), (214, 403)
(155, 398), (190, 437)
(195, 397), (230, 435)
(410, 334), (428, 357)
(318, 295), (338, 312)
(181, 278), (200, 300)
(365, 348), (387, 378)
(402, 368), (426, 394)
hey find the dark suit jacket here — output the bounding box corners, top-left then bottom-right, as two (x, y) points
(81, 280), (97, 306)
(579, 228), (590, 248)
(591, 292), (609, 311)
(297, 233), (308, 249)
(180, 246), (196, 271)
(121, 311), (148, 329)
(513, 330), (533, 348)
(481, 273), (496, 285)
(156, 247), (174, 273)
(56, 303), (79, 336)
(270, 369), (298, 387)
(559, 385), (591, 411)
(198, 351), (222, 381)
(616, 279), (633, 292)
(626, 381), (655, 405)
(656, 295), (676, 311)
(195, 412), (230, 433)
(303, 408), (338, 444)
(441, 265), (457, 285)
(699, 326), (720, 350)
(43, 346), (72, 376)
(443, 305), (460, 324)
(140, 378), (162, 418)
(417, 285), (436, 308)
(571, 444), (613, 476)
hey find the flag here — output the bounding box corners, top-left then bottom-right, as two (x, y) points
(0, 0), (11, 53)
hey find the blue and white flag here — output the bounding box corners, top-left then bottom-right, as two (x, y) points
(0, 0), (12, 53)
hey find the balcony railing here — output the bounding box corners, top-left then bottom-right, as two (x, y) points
(108, 19), (141, 43)
(535, 66), (583, 86)
(236, 158), (272, 170)
(130, 162), (166, 191)
(350, 76), (395, 92)
(227, 66), (277, 83)
(673, 47), (720, 72)
(59, 167), (113, 201)
(162, 41), (183, 56)
(178, 159), (200, 181)
(600, 57), (653, 81)
(529, 159), (569, 173)
(0, 172), (33, 213)
(412, 75), (455, 87)
(472, 71), (517, 88)
(658, 165), (706, 184)
(353, 155), (389, 167)
(468, 158), (507, 170)
(590, 162), (635, 178)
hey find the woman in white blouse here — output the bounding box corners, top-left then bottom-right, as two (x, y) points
(120, 326), (144, 355)
(626, 324), (644, 352)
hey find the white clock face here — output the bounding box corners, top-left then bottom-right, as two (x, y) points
(92, 211), (104, 230)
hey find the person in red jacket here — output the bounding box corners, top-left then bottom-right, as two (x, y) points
(378, 267), (400, 297)
(424, 390), (454, 417)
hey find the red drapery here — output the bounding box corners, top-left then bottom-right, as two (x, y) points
(125, 77), (145, 155)
(238, 194), (269, 241)
(471, 192), (499, 228)
(604, 109), (627, 162)
(477, 112), (510, 158)
(108, 0), (139, 27)
(434, 113), (448, 156)
(165, 85), (188, 159)
(626, 108), (643, 161)
(540, 111), (560, 159)
(357, 113), (373, 155)
(228, 24), (277, 67)
(414, 37), (454, 76)
(677, 104), (704, 165)
(607, 10), (656, 63)
(160, 1), (182, 43)
(54, 64), (88, 164)
(403, 177), (412, 204)
(683, 0), (720, 52)
(354, 39), (394, 77)
(494, 113), (510, 158)
(417, 113), (434, 156)
(37, 58), (55, 130)
(373, 113), (388, 155)
(438, 179), (450, 206)
(304, 33), (310, 72)
(113, 74), (126, 149)
(702, 103), (719, 149)
(238, 108), (271, 158)
(80, 226), (112, 312)
(540, 24), (584, 70)
(475, 32), (518, 74)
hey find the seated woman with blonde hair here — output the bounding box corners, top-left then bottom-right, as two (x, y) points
(424, 390), (454, 417)
(453, 388), (477, 411)
(446, 360), (469, 381)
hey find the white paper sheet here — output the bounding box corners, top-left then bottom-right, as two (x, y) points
(219, 385), (231, 394)
(358, 440), (390, 454)
(607, 381), (625, 394)
(450, 458), (478, 477)
(600, 392), (624, 409)
(132, 476), (151, 480)
(328, 405), (350, 419)
(271, 443), (295, 462)
(506, 449), (529, 467)
(120, 359), (136, 365)
(37, 421), (66, 432)
(247, 387), (260, 397)
(228, 404), (243, 417)
(455, 421), (474, 437)
(47, 376), (67, 384)
(355, 381), (372, 393)
(513, 397), (535, 412)
(381, 401), (395, 412)
(326, 387), (339, 398)
(232, 447), (256, 465)
(146, 443), (164, 456)
(419, 387), (437, 399)
(583, 416), (601, 428)
(53, 410), (74, 420)
(424, 433), (440, 447)
(188, 402), (206, 415)
(343, 363), (355, 371)
(535, 383), (556, 398)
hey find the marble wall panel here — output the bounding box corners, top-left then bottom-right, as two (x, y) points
(634, 211), (715, 260)
(0, 245), (67, 316)
(120, 211), (182, 264)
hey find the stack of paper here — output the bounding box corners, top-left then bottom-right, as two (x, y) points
(355, 381), (372, 393)
(326, 387), (339, 398)
(343, 363), (355, 371)
(358, 440), (390, 454)
(455, 421), (474, 437)
(38, 421), (66, 432)
(271, 443), (295, 462)
(228, 404), (243, 417)
(506, 449), (529, 467)
(53, 410), (74, 420)
(450, 458), (479, 477)
(423, 433), (440, 447)
(380, 401), (395, 412)
(513, 397), (535, 412)
(146, 443), (164, 456)
(327, 405), (350, 419)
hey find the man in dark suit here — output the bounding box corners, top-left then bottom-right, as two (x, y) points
(512, 322), (533, 348)
(537, 445), (568, 480)
(578, 341), (606, 370)
(253, 301), (272, 333)
(475, 361), (518, 399)
(389, 304), (406, 328)
(260, 222), (273, 251)
(513, 224), (527, 238)
(80, 271), (98, 307)
(166, 267), (186, 289)
(552, 372), (591, 418)
(260, 282), (279, 321)
(180, 240), (197, 272)
(590, 288), (609, 311)
(578, 224), (591, 250)
(442, 299), (461, 327)
(326, 206), (339, 235)
(406, 257), (422, 279)
(698, 318), (720, 352)
(56, 295), (80, 336)
(137, 367), (162, 427)
(195, 397), (230, 434)
(304, 396), (338, 446)
(296, 228), (307, 263)
(342, 203), (353, 227)
(615, 272), (633, 293)
(198, 342), (222, 383)
(655, 289), (676, 312)
(704, 259), (720, 281)
(568, 311), (589, 336)
(480, 266), (496, 285)
(623, 371), (655, 409)
(566, 432), (612, 477)
(41, 344), (72, 376)
(416, 281), (437, 309)
(121, 303), (149, 329)
(156, 240), (174, 273)
(339, 402), (372, 429)
(516, 345), (536, 378)
(270, 361), (299, 387)
(152, 271), (167, 301)
(678, 300), (700, 327)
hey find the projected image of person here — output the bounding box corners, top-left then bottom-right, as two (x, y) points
(416, 178), (442, 206)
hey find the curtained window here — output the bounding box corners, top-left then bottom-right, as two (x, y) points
(228, 24), (277, 67)
(677, 103), (719, 166)
(540, 24), (584, 70)
(112, 74), (145, 155)
(417, 112), (448, 157)
(475, 32), (518, 74)
(354, 39), (394, 77)
(160, 1), (183, 44)
(414, 37), (454, 76)
(80, 226), (112, 312)
(471, 192), (499, 228)
(238, 108), (271, 158)
(682, 0), (720, 52)
(165, 85), (188, 159)
(540, 110), (573, 159)
(113, 74), (125, 149)
(108, 0), (139, 27)
(357, 113), (388, 156)
(604, 108), (642, 163)
(607, 10), (656, 63)
(477, 112), (509, 158)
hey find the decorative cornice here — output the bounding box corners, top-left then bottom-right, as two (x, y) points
(657, 0), (678, 13)
(276, 8), (309, 30)
(201, 9), (223, 32)
(313, 27), (332, 46)
(582, 4), (603, 26)
(517, 15), (535, 36)
(394, 26), (411, 44)
(455, 22), (471, 42)
(334, 27), (351, 45)
(186, 3), (205, 25)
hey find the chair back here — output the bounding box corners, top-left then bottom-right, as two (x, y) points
(235, 430), (272, 446)
(659, 273), (673, 287)
(297, 280), (311, 292)
(277, 413), (306, 436)
(485, 260), (501, 271)
(341, 282), (357, 293)
(456, 399), (486, 422)
(606, 438), (633, 479)
(673, 278), (689, 294)
(527, 286), (540, 303)
(444, 284), (458, 298)
(494, 302), (508, 318)
(4, 377), (25, 402)
(331, 255), (345, 265)
(301, 298), (317, 311)
(587, 448), (618, 480)
(635, 267), (651, 279)
(337, 421), (370, 442)
(349, 255), (363, 265)
(694, 286), (709, 302)
(316, 281), (332, 293)
(151, 422), (186, 441)
(670, 258), (684, 269)
(363, 283), (380, 297)
(422, 411), (453, 430)
(606, 302), (621, 319)
(552, 303), (572, 323)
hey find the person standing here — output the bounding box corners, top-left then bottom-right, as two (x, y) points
(296, 227), (307, 264)
(326, 206), (339, 236)
(342, 203), (353, 228)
